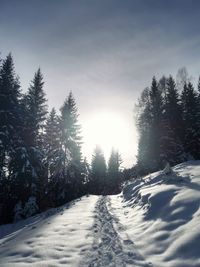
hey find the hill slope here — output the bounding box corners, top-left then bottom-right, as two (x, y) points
(110, 160), (200, 267)
(0, 161), (200, 266)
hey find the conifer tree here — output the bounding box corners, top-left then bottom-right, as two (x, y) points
(136, 87), (154, 173)
(22, 69), (48, 210)
(44, 108), (60, 178)
(25, 69), (47, 147)
(43, 108), (65, 206)
(147, 77), (163, 169)
(107, 149), (122, 194)
(59, 92), (83, 201)
(0, 54), (21, 173)
(181, 82), (200, 158)
(91, 146), (107, 194)
(0, 54), (23, 223)
(159, 117), (186, 166)
(165, 76), (184, 142)
(60, 92), (82, 166)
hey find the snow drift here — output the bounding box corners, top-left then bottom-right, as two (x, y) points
(0, 161), (200, 267)
(110, 160), (200, 267)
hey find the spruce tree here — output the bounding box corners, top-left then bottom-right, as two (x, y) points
(44, 108), (60, 178)
(59, 92), (83, 201)
(43, 108), (65, 206)
(25, 68), (47, 147)
(165, 76), (184, 141)
(60, 92), (82, 166)
(22, 69), (48, 210)
(0, 54), (22, 223)
(107, 149), (122, 194)
(181, 82), (200, 159)
(0, 54), (21, 173)
(91, 146), (107, 194)
(148, 77), (163, 169)
(136, 87), (155, 173)
(160, 117), (186, 166)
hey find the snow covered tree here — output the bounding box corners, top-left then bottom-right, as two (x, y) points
(136, 87), (155, 172)
(148, 77), (163, 168)
(165, 76), (184, 142)
(0, 54), (23, 223)
(137, 77), (163, 171)
(181, 82), (200, 159)
(159, 75), (168, 104)
(59, 92), (83, 201)
(0, 54), (21, 177)
(159, 76), (187, 166)
(107, 149), (122, 194)
(91, 146), (107, 194)
(81, 157), (91, 185)
(136, 75), (186, 174)
(25, 68), (47, 147)
(23, 196), (39, 218)
(20, 69), (48, 211)
(60, 92), (82, 166)
(44, 108), (60, 178)
(160, 117), (186, 166)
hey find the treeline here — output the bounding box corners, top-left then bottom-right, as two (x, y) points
(135, 68), (200, 175)
(0, 54), (122, 224)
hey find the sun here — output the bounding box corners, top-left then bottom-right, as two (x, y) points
(82, 111), (133, 164)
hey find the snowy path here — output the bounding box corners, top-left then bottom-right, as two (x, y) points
(1, 161), (200, 267)
(80, 196), (152, 267)
(0, 195), (152, 267)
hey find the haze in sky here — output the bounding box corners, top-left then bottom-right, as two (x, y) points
(1, 0), (200, 167)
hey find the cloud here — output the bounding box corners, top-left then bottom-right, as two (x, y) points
(1, 0), (200, 166)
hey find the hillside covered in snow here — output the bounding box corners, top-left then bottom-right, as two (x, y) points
(0, 161), (200, 267)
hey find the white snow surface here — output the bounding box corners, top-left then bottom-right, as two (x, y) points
(110, 160), (200, 267)
(0, 196), (98, 267)
(0, 161), (200, 266)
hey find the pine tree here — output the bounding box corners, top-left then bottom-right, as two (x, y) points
(136, 87), (155, 173)
(82, 157), (91, 185)
(25, 68), (47, 147)
(107, 149), (122, 194)
(159, 75), (168, 103)
(59, 92), (83, 200)
(44, 108), (60, 178)
(147, 77), (163, 169)
(21, 69), (48, 210)
(60, 92), (82, 166)
(43, 108), (65, 206)
(0, 54), (21, 174)
(160, 117), (186, 166)
(181, 82), (200, 158)
(91, 146), (107, 194)
(0, 54), (23, 223)
(165, 76), (184, 142)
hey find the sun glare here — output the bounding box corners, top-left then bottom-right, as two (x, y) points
(82, 111), (134, 165)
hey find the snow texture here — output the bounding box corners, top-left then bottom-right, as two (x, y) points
(1, 161), (200, 266)
(80, 196), (151, 267)
(110, 160), (200, 267)
(0, 196), (98, 267)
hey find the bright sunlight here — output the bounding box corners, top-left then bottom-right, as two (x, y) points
(82, 111), (135, 166)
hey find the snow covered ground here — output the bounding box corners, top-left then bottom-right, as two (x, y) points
(110, 160), (200, 267)
(0, 196), (98, 267)
(0, 161), (200, 266)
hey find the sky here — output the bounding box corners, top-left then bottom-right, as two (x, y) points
(1, 0), (200, 167)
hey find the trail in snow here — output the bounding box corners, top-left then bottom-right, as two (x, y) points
(80, 196), (152, 267)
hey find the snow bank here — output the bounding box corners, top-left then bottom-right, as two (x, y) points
(0, 196), (98, 267)
(110, 161), (200, 267)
